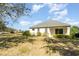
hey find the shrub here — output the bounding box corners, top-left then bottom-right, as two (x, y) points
(64, 35), (71, 39)
(71, 33), (79, 39)
(70, 26), (79, 39)
(22, 31), (31, 37)
(10, 31), (15, 33)
(53, 34), (63, 38)
(37, 32), (41, 36)
(53, 34), (71, 39)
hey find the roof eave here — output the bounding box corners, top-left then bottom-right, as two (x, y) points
(30, 25), (71, 29)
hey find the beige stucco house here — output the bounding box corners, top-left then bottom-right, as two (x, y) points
(29, 20), (70, 37)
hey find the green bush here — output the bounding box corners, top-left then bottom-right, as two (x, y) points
(10, 31), (15, 33)
(37, 32), (41, 36)
(64, 35), (71, 39)
(70, 26), (79, 39)
(53, 34), (63, 38)
(22, 31), (31, 37)
(53, 34), (71, 39)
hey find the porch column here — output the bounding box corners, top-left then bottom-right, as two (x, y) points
(36, 28), (39, 35)
(67, 27), (70, 35)
(37, 28), (39, 32)
(29, 29), (34, 35)
(47, 28), (52, 37)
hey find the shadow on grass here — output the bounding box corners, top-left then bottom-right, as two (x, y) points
(43, 38), (79, 56)
(44, 45), (79, 56)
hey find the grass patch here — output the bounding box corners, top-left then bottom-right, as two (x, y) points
(19, 46), (30, 53)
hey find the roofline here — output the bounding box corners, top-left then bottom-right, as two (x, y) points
(30, 26), (71, 29)
(30, 20), (71, 29)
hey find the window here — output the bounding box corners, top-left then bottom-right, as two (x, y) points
(55, 29), (63, 34)
(32, 28), (34, 31)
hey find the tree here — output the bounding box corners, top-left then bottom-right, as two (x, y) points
(0, 20), (15, 32)
(70, 26), (79, 34)
(0, 3), (31, 23)
(70, 26), (79, 38)
(22, 31), (31, 37)
(0, 3), (31, 31)
(0, 20), (6, 31)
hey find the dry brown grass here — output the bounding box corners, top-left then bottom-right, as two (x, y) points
(0, 36), (72, 56)
(44, 38), (79, 56)
(0, 37), (51, 56)
(0, 43), (32, 56)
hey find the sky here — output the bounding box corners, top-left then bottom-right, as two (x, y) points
(7, 3), (79, 31)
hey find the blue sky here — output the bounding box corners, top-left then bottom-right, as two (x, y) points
(7, 3), (79, 31)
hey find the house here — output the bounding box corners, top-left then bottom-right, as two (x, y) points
(29, 20), (70, 37)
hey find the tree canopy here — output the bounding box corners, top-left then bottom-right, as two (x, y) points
(0, 20), (6, 31)
(0, 3), (31, 23)
(0, 20), (16, 32)
(0, 3), (31, 31)
(70, 26), (79, 35)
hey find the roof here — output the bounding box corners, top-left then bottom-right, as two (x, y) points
(31, 20), (70, 28)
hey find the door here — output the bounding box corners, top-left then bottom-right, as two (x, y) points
(55, 29), (63, 34)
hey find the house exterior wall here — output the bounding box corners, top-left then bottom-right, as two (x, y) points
(39, 28), (46, 33)
(66, 27), (70, 35)
(29, 28), (46, 36)
(47, 28), (52, 37)
(30, 26), (70, 37)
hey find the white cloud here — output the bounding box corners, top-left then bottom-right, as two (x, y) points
(33, 20), (42, 25)
(19, 21), (30, 26)
(64, 18), (72, 23)
(32, 4), (45, 13)
(19, 20), (42, 27)
(70, 22), (79, 26)
(48, 3), (68, 13)
(54, 9), (68, 17)
(49, 9), (68, 20)
(46, 4), (68, 21)
(64, 18), (79, 26)
(47, 16), (51, 19)
(51, 9), (68, 21)
(52, 16), (62, 20)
